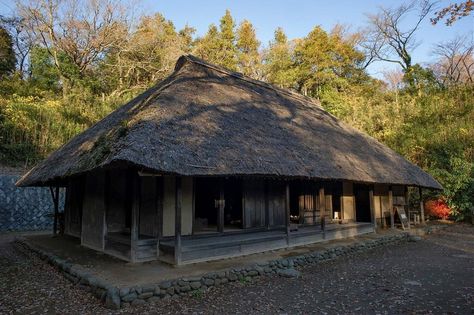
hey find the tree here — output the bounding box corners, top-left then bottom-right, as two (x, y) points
(431, 36), (474, 85)
(363, 0), (435, 72)
(179, 24), (196, 54)
(431, 0), (473, 25)
(217, 9), (238, 70)
(193, 10), (238, 71)
(0, 25), (16, 76)
(193, 24), (222, 65)
(236, 20), (261, 78)
(293, 26), (365, 97)
(263, 27), (295, 89)
(103, 13), (191, 96)
(17, 0), (129, 95)
(0, 16), (32, 76)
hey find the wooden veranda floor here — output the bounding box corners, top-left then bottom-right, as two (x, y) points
(160, 222), (374, 265)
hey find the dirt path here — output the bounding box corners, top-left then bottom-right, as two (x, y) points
(1, 225), (473, 314)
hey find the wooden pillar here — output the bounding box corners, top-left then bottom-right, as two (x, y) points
(405, 187), (411, 229)
(49, 186), (60, 236)
(130, 174), (140, 262)
(419, 187), (425, 224)
(285, 182), (290, 245)
(319, 187), (326, 238)
(174, 176), (182, 265)
(388, 187), (394, 229)
(218, 179), (224, 233)
(369, 189), (376, 232)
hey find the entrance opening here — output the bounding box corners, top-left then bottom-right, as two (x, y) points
(326, 182), (342, 220)
(194, 178), (243, 234)
(223, 179), (243, 231)
(354, 184), (371, 222)
(289, 181), (317, 225)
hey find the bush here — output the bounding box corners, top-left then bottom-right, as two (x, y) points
(425, 198), (451, 220)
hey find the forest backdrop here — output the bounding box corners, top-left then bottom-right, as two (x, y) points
(0, 0), (473, 220)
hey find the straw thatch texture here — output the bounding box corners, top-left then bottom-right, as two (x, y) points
(17, 55), (441, 189)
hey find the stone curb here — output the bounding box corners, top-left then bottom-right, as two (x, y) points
(15, 227), (441, 310)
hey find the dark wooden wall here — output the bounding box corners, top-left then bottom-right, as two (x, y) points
(64, 176), (84, 238)
(106, 170), (129, 233)
(243, 179), (265, 228)
(267, 181), (286, 226)
(139, 176), (160, 238)
(81, 172), (106, 250)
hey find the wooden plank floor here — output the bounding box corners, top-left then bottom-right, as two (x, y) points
(160, 222), (374, 265)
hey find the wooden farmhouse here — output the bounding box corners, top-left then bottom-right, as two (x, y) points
(17, 55), (442, 265)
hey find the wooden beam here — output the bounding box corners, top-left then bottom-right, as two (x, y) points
(388, 188), (394, 229)
(285, 182), (290, 245)
(369, 189), (376, 232)
(319, 187), (326, 237)
(130, 174), (140, 262)
(174, 176), (182, 265)
(419, 187), (425, 224)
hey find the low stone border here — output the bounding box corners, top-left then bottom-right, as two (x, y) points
(15, 230), (429, 309)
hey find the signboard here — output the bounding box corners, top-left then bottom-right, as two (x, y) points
(395, 206), (409, 230)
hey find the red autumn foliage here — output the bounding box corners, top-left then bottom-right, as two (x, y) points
(424, 198), (451, 219)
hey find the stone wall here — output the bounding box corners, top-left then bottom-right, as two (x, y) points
(16, 231), (420, 310)
(0, 175), (64, 232)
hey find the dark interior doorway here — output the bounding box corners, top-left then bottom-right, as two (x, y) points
(289, 180), (317, 225)
(194, 178), (243, 234)
(223, 179), (243, 230)
(354, 184), (371, 222)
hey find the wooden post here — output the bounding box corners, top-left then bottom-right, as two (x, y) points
(174, 177), (182, 265)
(369, 189), (376, 232)
(419, 187), (425, 225)
(319, 187), (325, 238)
(285, 182), (290, 245)
(49, 186), (60, 236)
(388, 188), (394, 229)
(130, 174), (140, 262)
(218, 179), (224, 233)
(405, 187), (411, 229)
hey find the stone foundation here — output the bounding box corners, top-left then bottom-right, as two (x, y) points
(15, 231), (419, 309)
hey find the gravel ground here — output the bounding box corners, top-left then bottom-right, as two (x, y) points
(1, 224), (473, 315)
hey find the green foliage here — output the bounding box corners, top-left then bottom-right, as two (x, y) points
(236, 20), (261, 78)
(194, 10), (238, 71)
(293, 26), (365, 97)
(29, 47), (61, 92)
(218, 10), (238, 71)
(0, 95), (120, 166)
(0, 25), (16, 77)
(263, 28), (296, 89)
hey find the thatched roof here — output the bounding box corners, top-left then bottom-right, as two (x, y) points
(17, 55), (441, 189)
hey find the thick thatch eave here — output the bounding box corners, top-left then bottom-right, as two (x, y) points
(16, 55), (442, 190)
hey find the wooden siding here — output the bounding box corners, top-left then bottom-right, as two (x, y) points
(243, 179), (265, 228)
(81, 172), (106, 251)
(267, 181), (286, 226)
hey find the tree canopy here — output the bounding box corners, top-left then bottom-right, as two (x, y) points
(0, 2), (473, 220)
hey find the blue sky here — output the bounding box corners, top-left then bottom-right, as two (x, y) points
(1, 0), (473, 77)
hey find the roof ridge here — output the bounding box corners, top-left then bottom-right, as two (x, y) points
(180, 55), (323, 110)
